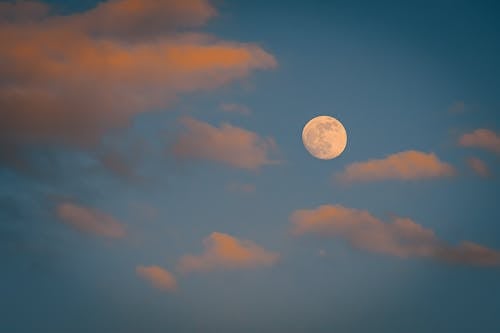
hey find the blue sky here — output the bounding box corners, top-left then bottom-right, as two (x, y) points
(1, 1), (499, 332)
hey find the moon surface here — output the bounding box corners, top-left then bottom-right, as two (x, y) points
(302, 115), (347, 160)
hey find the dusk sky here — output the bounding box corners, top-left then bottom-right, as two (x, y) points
(1, 1), (500, 332)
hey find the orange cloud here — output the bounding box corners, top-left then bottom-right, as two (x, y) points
(71, 0), (216, 39)
(173, 117), (279, 170)
(136, 265), (177, 291)
(336, 150), (455, 183)
(467, 157), (491, 178)
(220, 103), (251, 115)
(0, 0), (276, 148)
(57, 202), (126, 238)
(291, 204), (500, 266)
(459, 129), (500, 154)
(178, 232), (279, 273)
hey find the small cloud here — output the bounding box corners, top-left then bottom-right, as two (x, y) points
(318, 249), (327, 257)
(335, 150), (455, 183)
(448, 101), (465, 113)
(459, 129), (500, 154)
(57, 202), (126, 238)
(290, 204), (500, 266)
(220, 103), (251, 115)
(178, 232), (279, 273)
(226, 182), (256, 193)
(173, 117), (280, 170)
(466, 157), (491, 178)
(136, 265), (177, 292)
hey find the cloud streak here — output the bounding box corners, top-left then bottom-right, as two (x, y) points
(459, 129), (500, 154)
(173, 117), (279, 170)
(136, 265), (177, 292)
(335, 150), (455, 183)
(178, 232), (279, 273)
(467, 157), (491, 178)
(291, 204), (500, 266)
(57, 202), (126, 238)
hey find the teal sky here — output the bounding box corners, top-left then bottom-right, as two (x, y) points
(1, 1), (499, 332)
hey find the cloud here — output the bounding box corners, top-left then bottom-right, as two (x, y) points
(178, 232), (279, 273)
(335, 150), (455, 183)
(290, 204), (500, 266)
(0, 0), (276, 149)
(226, 182), (256, 193)
(467, 157), (491, 178)
(220, 103), (251, 115)
(0, 1), (50, 22)
(69, 0), (216, 39)
(57, 202), (126, 238)
(136, 265), (177, 291)
(459, 129), (500, 154)
(173, 117), (279, 170)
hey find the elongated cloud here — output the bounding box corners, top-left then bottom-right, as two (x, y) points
(136, 265), (177, 292)
(173, 117), (279, 170)
(0, 0), (276, 148)
(459, 129), (500, 154)
(291, 204), (500, 266)
(57, 202), (126, 238)
(467, 157), (491, 178)
(178, 232), (279, 273)
(336, 150), (455, 183)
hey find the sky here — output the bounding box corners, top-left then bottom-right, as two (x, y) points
(1, 0), (500, 332)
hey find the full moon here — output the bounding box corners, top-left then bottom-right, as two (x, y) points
(302, 115), (347, 160)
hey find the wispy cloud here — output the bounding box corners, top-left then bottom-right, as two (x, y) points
(335, 150), (455, 183)
(291, 204), (500, 266)
(136, 265), (177, 292)
(459, 129), (500, 154)
(0, 0), (276, 149)
(220, 103), (251, 115)
(173, 117), (280, 170)
(178, 232), (279, 273)
(466, 157), (492, 178)
(57, 202), (126, 238)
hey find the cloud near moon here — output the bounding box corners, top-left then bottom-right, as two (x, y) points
(291, 204), (500, 266)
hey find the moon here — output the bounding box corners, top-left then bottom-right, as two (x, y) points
(302, 115), (347, 160)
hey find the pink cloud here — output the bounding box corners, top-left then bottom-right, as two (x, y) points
(466, 157), (491, 178)
(57, 202), (126, 238)
(291, 204), (500, 266)
(173, 117), (280, 170)
(0, 0), (276, 148)
(136, 265), (177, 292)
(336, 150), (455, 183)
(178, 232), (279, 273)
(459, 129), (500, 154)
